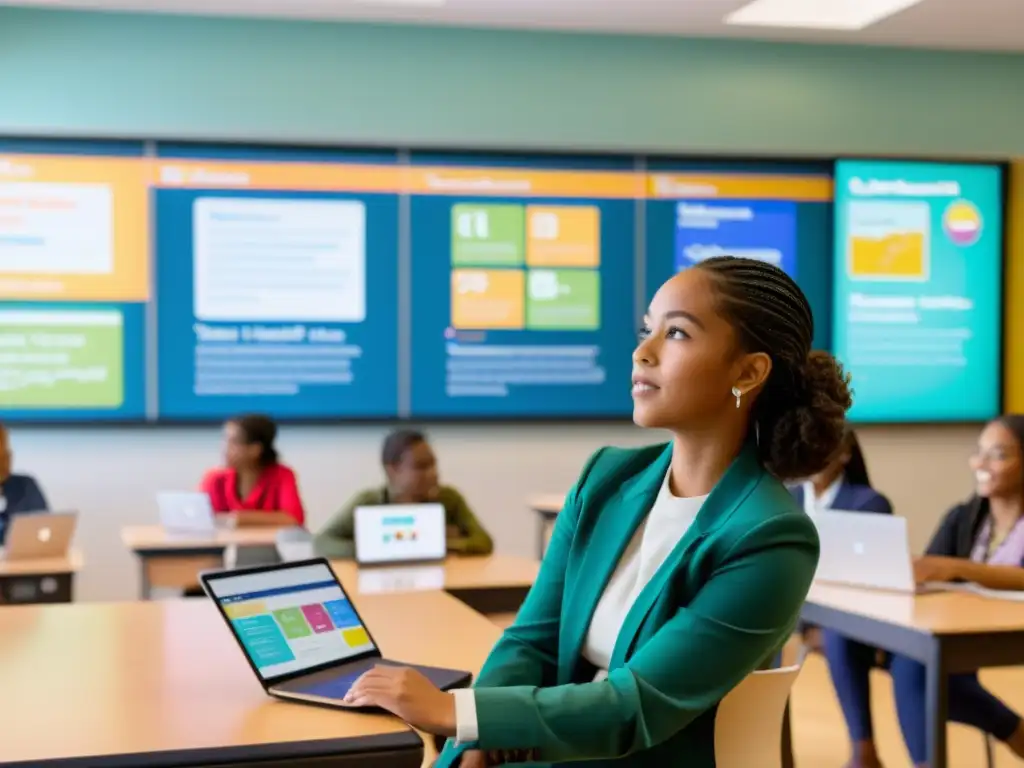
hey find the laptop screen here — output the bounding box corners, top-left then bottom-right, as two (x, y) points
(206, 562), (377, 679)
(354, 503), (446, 565)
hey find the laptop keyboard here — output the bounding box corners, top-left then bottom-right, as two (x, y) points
(293, 670), (363, 699)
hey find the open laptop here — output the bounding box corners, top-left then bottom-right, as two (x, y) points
(4, 512), (77, 560)
(201, 558), (471, 709)
(354, 503), (446, 567)
(808, 510), (947, 594)
(157, 491), (216, 534)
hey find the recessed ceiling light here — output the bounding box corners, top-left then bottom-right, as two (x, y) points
(725, 0), (926, 31)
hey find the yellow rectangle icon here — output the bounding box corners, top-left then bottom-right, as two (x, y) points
(526, 205), (600, 267)
(451, 269), (525, 330)
(224, 601), (267, 619)
(341, 626), (370, 646)
(848, 232), (926, 278)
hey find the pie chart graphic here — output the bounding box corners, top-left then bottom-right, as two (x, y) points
(943, 200), (983, 246)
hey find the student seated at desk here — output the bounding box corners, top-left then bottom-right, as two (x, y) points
(791, 428), (892, 516)
(794, 428), (892, 651)
(314, 429), (493, 559)
(824, 414), (1024, 768)
(0, 423), (48, 546)
(200, 414), (305, 526)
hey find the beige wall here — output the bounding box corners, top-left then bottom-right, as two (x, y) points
(9, 422), (980, 601)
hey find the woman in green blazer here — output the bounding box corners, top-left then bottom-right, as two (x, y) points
(344, 256), (853, 767)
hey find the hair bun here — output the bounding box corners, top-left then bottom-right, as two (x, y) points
(762, 350), (853, 481)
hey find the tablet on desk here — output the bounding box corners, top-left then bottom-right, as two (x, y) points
(201, 558), (471, 710)
(354, 504), (446, 567)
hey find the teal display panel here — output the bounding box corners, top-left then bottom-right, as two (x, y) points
(833, 159), (1003, 423)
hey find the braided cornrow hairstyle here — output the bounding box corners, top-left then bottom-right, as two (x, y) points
(695, 256), (853, 480)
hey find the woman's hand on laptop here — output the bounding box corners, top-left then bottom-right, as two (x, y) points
(344, 665), (456, 736)
(913, 555), (964, 584)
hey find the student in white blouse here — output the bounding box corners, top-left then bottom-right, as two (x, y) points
(342, 257), (854, 767)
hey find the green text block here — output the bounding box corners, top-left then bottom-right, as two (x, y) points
(0, 309), (124, 409)
(272, 607), (312, 639)
(451, 203), (525, 266)
(526, 269), (600, 330)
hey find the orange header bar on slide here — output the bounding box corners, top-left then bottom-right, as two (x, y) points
(647, 173), (833, 201)
(406, 166), (642, 199)
(0, 153), (146, 184)
(152, 160), (406, 193)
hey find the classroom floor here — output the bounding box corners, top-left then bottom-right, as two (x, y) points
(456, 620), (1024, 767)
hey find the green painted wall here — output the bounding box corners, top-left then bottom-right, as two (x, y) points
(1, 7), (1023, 157)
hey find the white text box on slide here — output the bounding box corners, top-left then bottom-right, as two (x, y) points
(0, 182), (114, 275)
(193, 197), (366, 322)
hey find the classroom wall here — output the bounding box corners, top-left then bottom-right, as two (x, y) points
(1, 8), (1012, 600)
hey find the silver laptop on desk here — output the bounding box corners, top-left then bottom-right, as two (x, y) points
(4, 512), (77, 560)
(157, 491), (216, 534)
(808, 510), (919, 593)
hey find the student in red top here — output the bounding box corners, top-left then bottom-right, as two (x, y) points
(200, 414), (306, 526)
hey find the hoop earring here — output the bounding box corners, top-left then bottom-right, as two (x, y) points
(731, 386), (742, 409)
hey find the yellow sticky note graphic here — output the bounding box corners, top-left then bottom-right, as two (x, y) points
(451, 269), (525, 329)
(526, 205), (600, 268)
(225, 600), (267, 619)
(846, 201), (930, 282)
(342, 626), (370, 647)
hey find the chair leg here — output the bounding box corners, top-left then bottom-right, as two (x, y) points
(781, 698), (795, 768)
(984, 734), (995, 768)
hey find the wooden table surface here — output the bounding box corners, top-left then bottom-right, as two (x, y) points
(0, 549), (84, 575)
(0, 590), (500, 766)
(331, 554), (539, 595)
(807, 583), (1024, 635)
(121, 524), (282, 551)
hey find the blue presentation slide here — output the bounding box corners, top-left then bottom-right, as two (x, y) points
(645, 161), (834, 351)
(407, 153), (637, 418)
(153, 145), (400, 420)
(833, 159), (1003, 422)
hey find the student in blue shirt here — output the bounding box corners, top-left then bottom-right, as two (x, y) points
(0, 423), (49, 545)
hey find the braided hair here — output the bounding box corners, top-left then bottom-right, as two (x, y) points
(695, 256), (852, 480)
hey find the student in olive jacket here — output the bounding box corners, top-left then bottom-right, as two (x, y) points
(314, 429), (493, 559)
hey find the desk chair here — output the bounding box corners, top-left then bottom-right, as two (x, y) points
(715, 664), (802, 768)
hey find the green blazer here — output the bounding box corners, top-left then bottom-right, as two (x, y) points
(436, 441), (819, 767)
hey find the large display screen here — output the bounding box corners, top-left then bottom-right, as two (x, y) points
(153, 145), (400, 420)
(407, 154), (638, 418)
(0, 140), (148, 422)
(645, 161), (834, 351)
(833, 159), (1003, 422)
(0, 137), (1008, 425)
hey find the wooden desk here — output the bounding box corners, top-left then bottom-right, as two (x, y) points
(0, 590), (500, 768)
(526, 494), (564, 558)
(122, 525), (282, 598)
(0, 549), (82, 604)
(332, 554), (539, 616)
(798, 584), (1024, 768)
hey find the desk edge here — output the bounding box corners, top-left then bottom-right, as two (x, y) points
(3, 728), (423, 768)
